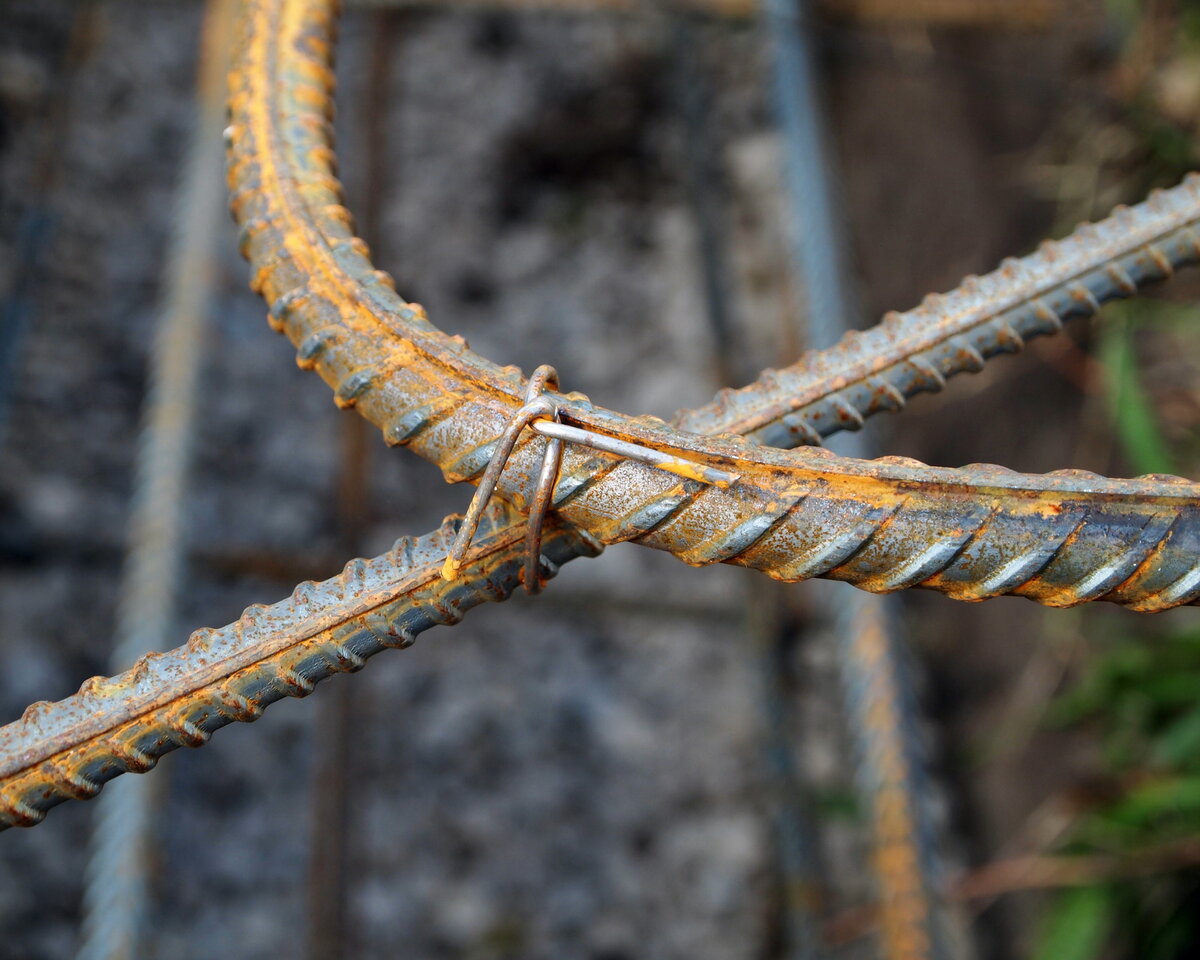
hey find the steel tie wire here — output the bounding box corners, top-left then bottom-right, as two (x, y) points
(443, 363), (739, 589)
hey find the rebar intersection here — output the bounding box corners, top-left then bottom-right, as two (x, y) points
(2, 0), (1199, 840)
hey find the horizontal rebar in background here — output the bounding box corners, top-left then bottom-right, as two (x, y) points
(134, 0), (1065, 26)
(339, 0), (1062, 29)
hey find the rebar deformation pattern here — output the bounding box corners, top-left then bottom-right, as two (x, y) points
(2, 0), (1199, 900)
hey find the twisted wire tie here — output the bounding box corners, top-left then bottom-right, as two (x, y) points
(442, 364), (742, 591)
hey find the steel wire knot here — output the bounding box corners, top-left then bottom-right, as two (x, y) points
(441, 364), (565, 594)
(441, 364), (740, 593)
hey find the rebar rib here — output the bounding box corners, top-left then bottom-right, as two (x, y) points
(227, 0), (1200, 611)
(0, 506), (601, 830)
(678, 185), (1200, 445)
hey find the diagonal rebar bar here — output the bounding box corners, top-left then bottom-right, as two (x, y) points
(0, 505), (602, 829)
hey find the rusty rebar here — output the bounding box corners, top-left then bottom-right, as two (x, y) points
(676, 191), (1200, 445)
(763, 2), (951, 958)
(672, 17), (827, 958)
(302, 9), (403, 954)
(339, 0), (1063, 28)
(227, 0), (1200, 612)
(0, 505), (603, 830)
(2, 0), (1197, 837)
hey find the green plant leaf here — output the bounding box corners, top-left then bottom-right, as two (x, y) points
(1153, 707), (1200, 770)
(1106, 777), (1200, 832)
(1099, 304), (1177, 478)
(1034, 886), (1116, 960)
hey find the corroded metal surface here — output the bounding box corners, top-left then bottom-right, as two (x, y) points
(0, 506), (601, 830)
(3, 0), (1197, 838)
(227, 0), (1200, 611)
(836, 599), (942, 960)
(764, 0), (947, 954)
(678, 185), (1200, 446)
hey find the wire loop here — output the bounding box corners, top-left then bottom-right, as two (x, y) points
(441, 364), (740, 591)
(442, 365), (563, 591)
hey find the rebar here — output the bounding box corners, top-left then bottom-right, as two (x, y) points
(763, 2), (950, 958)
(75, 2), (233, 957)
(763, 0), (851, 354)
(672, 17), (827, 957)
(3, 0), (1199, 837)
(340, 0), (1062, 28)
(227, 0), (1200, 611)
(676, 189), (1200, 445)
(0, 505), (603, 829)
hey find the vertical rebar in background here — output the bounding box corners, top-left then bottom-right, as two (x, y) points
(75, 1), (234, 957)
(761, 1), (950, 958)
(762, 0), (851, 350)
(303, 9), (404, 958)
(672, 18), (827, 960)
(0, 2), (99, 447)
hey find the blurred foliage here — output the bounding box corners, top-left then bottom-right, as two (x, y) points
(1029, 10), (1200, 956)
(1033, 300), (1200, 959)
(1098, 301), (1180, 477)
(1036, 618), (1200, 959)
(1032, 886), (1114, 960)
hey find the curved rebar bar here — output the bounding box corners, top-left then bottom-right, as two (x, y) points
(0, 505), (602, 830)
(227, 0), (1200, 611)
